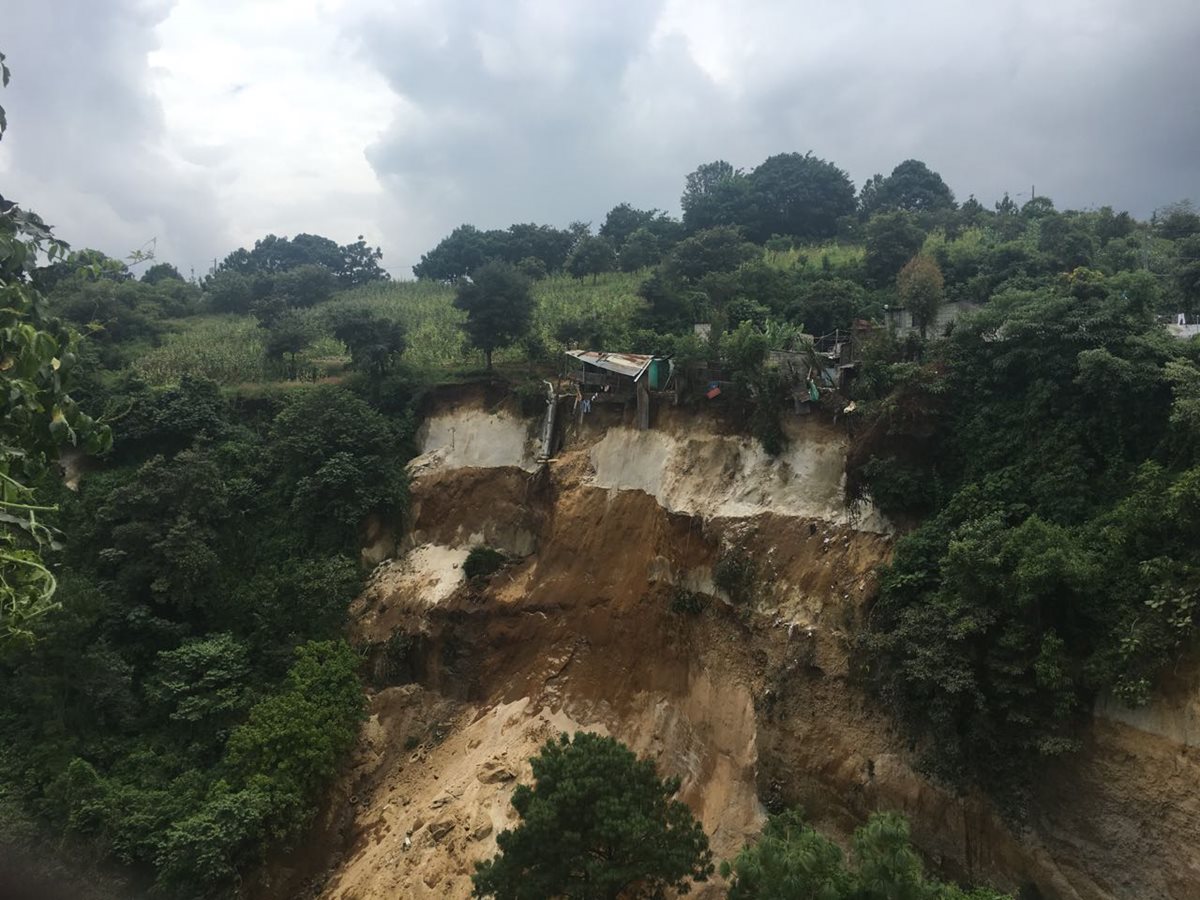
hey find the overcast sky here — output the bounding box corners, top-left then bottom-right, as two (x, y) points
(2, 0), (1198, 279)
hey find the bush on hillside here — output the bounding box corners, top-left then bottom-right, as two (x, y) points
(464, 546), (507, 581)
(472, 732), (713, 899)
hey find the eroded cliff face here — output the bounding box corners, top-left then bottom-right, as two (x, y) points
(286, 393), (1199, 900)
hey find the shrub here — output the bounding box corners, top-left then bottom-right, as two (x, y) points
(472, 732), (713, 898)
(512, 379), (549, 418)
(464, 546), (507, 581)
(722, 809), (1012, 900)
(670, 588), (708, 615)
(714, 549), (757, 605)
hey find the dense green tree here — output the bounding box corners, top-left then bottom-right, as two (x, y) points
(567, 235), (617, 283)
(620, 227), (664, 271)
(78, 450), (233, 614)
(748, 152), (856, 242)
(335, 235), (389, 287)
(213, 232), (387, 289)
(204, 269), (254, 314)
(601, 202), (655, 249)
(472, 732), (713, 899)
(1176, 234), (1200, 311)
(600, 203), (680, 251)
(225, 640), (364, 804)
(414, 223), (576, 282)
(718, 321), (792, 454)
(115, 374), (228, 460)
(50, 279), (165, 346)
(724, 810), (1011, 900)
(1154, 200), (1200, 239)
(1091, 205), (1136, 245)
(147, 633), (252, 741)
(263, 311), (315, 378)
(267, 385), (408, 543)
(332, 309), (407, 379)
(500, 223), (576, 272)
(273, 263), (335, 308)
(158, 640), (364, 894)
(413, 224), (493, 281)
(788, 277), (868, 335)
(858, 173), (886, 219)
(635, 271), (696, 333)
(33, 248), (132, 293)
(864, 211), (927, 286)
(516, 255), (548, 280)
(861, 160), (956, 217)
(720, 816), (844, 897)
(896, 255), (945, 338)
(681, 160), (759, 234)
(852, 272), (1191, 786)
(453, 261), (534, 369)
(723, 810), (848, 899)
(141, 262), (184, 284)
(1038, 214), (1096, 271)
(555, 309), (613, 350)
(664, 226), (758, 284)
(1020, 196), (1056, 219)
(956, 195), (990, 229)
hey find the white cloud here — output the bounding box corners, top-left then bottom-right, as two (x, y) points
(1, 0), (1197, 279)
(150, 0), (395, 271)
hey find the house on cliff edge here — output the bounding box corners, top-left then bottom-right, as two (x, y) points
(564, 350), (669, 430)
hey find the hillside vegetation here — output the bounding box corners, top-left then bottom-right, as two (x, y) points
(3, 86), (1200, 898)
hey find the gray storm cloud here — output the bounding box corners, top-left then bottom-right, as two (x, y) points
(1, 0), (1198, 275)
(355, 0), (1200, 270)
(1, 0), (230, 274)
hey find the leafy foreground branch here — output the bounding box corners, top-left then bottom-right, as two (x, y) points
(1, 188), (111, 646)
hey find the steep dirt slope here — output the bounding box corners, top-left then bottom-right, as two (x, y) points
(296, 394), (1199, 900)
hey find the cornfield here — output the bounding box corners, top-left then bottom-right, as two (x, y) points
(134, 316), (350, 386)
(763, 243), (865, 270)
(332, 271), (647, 370)
(135, 270), (650, 386)
(134, 316), (269, 385)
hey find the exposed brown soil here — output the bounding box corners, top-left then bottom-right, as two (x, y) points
(268, 399), (1200, 900)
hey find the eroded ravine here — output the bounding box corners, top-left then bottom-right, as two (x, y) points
(286, 393), (1200, 900)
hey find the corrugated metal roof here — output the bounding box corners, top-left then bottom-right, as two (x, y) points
(564, 350), (655, 380)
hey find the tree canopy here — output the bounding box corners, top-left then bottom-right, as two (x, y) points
(723, 810), (1010, 900)
(453, 261), (535, 369)
(414, 222), (577, 282)
(860, 159), (957, 217)
(213, 232), (388, 288)
(748, 152), (856, 242)
(896, 255), (945, 337)
(472, 732), (713, 899)
(567, 234), (618, 282)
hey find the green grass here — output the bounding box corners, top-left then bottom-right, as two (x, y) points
(763, 243), (864, 270)
(133, 271), (651, 387)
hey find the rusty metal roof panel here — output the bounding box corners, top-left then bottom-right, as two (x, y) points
(564, 350), (655, 379)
